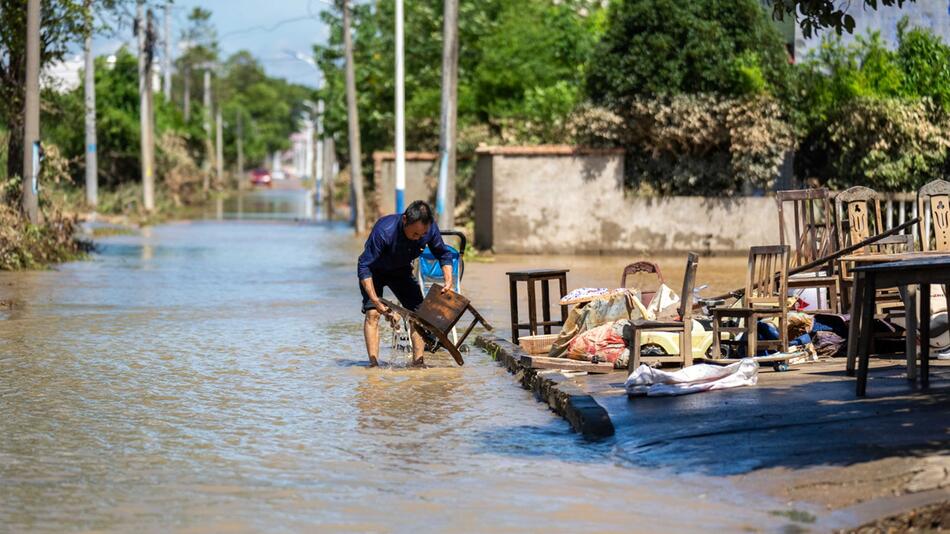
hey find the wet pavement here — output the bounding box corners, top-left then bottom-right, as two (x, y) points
(0, 190), (912, 532)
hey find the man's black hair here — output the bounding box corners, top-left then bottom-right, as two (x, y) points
(404, 200), (434, 225)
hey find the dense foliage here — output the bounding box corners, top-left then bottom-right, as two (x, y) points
(314, 0), (603, 164)
(40, 7), (316, 196)
(586, 0), (791, 103)
(793, 23), (950, 190)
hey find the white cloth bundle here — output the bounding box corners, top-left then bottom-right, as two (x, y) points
(625, 359), (759, 397)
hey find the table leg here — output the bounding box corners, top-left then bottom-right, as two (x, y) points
(857, 273), (876, 397)
(901, 284), (917, 381)
(509, 278), (519, 345)
(541, 279), (551, 334)
(558, 275), (568, 327)
(846, 273), (865, 377)
(920, 283), (931, 389)
(526, 279), (538, 336)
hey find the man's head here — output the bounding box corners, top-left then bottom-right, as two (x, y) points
(401, 200), (433, 240)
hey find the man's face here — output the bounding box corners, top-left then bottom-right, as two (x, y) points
(403, 219), (430, 241)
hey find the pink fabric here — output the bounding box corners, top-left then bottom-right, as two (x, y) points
(566, 320), (627, 363)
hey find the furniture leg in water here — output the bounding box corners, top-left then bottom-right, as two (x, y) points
(381, 284), (492, 366)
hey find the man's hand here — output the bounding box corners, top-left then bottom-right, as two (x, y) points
(373, 298), (391, 316)
(441, 264), (454, 294)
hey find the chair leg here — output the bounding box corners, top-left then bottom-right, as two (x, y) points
(630, 329), (642, 373)
(711, 314), (722, 359)
(681, 323), (693, 367)
(746, 315), (757, 358)
(830, 281), (840, 315)
(780, 313), (788, 353)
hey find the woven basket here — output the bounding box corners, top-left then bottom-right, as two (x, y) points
(519, 334), (559, 355)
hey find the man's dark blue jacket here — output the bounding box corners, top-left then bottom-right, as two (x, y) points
(357, 214), (453, 280)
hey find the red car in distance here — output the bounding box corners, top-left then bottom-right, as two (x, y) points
(249, 168), (272, 187)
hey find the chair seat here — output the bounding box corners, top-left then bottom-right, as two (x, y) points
(713, 306), (783, 316)
(631, 319), (684, 329)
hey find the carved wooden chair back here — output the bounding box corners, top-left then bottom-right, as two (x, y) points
(918, 179), (950, 252)
(835, 186), (884, 254)
(745, 245), (790, 309)
(620, 261), (664, 305)
(678, 253), (699, 322)
(776, 188), (837, 270)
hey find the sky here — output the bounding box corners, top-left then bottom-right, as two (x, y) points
(54, 0), (332, 90)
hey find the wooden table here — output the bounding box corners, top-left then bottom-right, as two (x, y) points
(506, 269), (568, 344)
(843, 251), (949, 381)
(851, 255), (950, 396)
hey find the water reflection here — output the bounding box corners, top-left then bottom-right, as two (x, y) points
(210, 189), (314, 221)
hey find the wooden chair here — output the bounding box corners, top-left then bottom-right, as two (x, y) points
(620, 261), (664, 306)
(776, 188), (839, 313)
(917, 179), (950, 316)
(381, 284), (492, 366)
(835, 186), (886, 311)
(627, 252), (699, 372)
(835, 186), (886, 252)
(712, 245), (790, 359)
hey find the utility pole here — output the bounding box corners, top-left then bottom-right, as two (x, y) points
(324, 136), (335, 220)
(341, 0), (365, 233)
(22, 0), (40, 224)
(183, 65), (190, 120)
(137, 0), (155, 212)
(163, 0), (172, 101)
(436, 0), (459, 229)
(315, 99), (324, 215)
(215, 108), (223, 188)
(394, 0), (406, 213)
(83, 0), (98, 209)
(202, 67), (211, 192)
(236, 112), (244, 187)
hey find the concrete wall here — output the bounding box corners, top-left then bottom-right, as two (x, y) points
(372, 151), (437, 217)
(474, 146), (781, 254)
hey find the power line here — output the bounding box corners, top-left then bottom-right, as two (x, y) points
(218, 14), (317, 41)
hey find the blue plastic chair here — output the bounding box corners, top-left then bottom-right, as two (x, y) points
(416, 231), (467, 342)
(417, 231), (466, 293)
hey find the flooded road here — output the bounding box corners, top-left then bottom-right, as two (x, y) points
(0, 191), (783, 532)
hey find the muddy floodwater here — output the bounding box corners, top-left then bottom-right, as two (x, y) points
(0, 191), (789, 532)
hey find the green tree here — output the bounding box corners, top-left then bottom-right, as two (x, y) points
(793, 20), (950, 189)
(0, 0), (86, 182)
(313, 0), (603, 181)
(586, 0), (791, 105)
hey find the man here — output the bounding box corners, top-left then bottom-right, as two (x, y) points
(358, 200), (454, 367)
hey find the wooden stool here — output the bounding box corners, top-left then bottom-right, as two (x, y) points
(506, 269), (569, 344)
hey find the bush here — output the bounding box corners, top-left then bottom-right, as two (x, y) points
(793, 22), (950, 190)
(571, 94), (795, 195)
(820, 97), (950, 191)
(0, 200), (89, 270)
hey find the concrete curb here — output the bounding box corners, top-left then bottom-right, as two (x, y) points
(475, 334), (615, 439)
